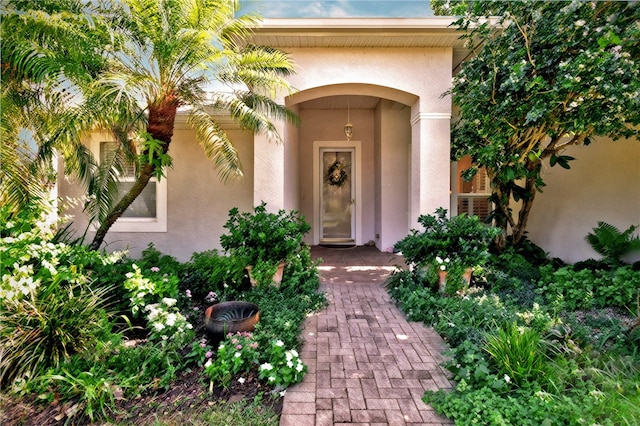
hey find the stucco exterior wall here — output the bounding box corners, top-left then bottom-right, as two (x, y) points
(59, 127), (255, 261)
(285, 47), (452, 113)
(376, 100), (411, 252)
(527, 136), (640, 264)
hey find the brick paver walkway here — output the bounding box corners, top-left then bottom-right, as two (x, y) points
(280, 246), (454, 426)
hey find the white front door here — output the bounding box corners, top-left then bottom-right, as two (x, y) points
(320, 149), (355, 244)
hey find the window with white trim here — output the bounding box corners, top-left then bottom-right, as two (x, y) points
(453, 156), (492, 221)
(93, 141), (167, 232)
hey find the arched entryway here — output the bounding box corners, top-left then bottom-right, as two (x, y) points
(287, 84), (416, 251)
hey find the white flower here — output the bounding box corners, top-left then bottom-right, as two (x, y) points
(165, 313), (177, 327)
(279, 390), (287, 397)
(287, 360), (294, 368)
(162, 297), (177, 307)
(296, 362), (304, 372)
(575, 19), (586, 27)
(205, 359), (212, 368)
(260, 363), (273, 371)
(436, 256), (443, 263)
(269, 376), (275, 382)
(504, 374), (511, 383)
(234, 352), (241, 358)
(237, 377), (246, 384)
(153, 322), (165, 332)
(275, 340), (284, 347)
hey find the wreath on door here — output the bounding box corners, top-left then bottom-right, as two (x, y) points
(327, 160), (348, 187)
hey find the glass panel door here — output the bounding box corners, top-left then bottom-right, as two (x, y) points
(321, 149), (354, 244)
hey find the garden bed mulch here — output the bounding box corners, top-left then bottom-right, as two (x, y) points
(0, 368), (282, 426)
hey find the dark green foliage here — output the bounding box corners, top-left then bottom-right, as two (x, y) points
(394, 208), (500, 268)
(573, 258), (611, 272)
(537, 265), (639, 311)
(180, 250), (247, 302)
(585, 222), (640, 267)
(220, 202), (311, 287)
(388, 242), (639, 424)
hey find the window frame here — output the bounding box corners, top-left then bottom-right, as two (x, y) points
(89, 139), (167, 233)
(451, 157), (492, 221)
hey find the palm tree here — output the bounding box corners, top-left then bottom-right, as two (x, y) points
(2, 0), (296, 249)
(84, 0), (297, 250)
(1, 0), (113, 215)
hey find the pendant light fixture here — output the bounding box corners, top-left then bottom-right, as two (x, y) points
(344, 99), (353, 141)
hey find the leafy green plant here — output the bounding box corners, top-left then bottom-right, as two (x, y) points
(243, 283), (326, 350)
(586, 221), (640, 267)
(258, 339), (307, 389)
(0, 202), (122, 388)
(205, 332), (260, 388)
(537, 265), (639, 311)
(181, 250), (246, 301)
(220, 202), (311, 287)
(394, 207), (500, 269)
(483, 323), (551, 388)
(0, 280), (115, 388)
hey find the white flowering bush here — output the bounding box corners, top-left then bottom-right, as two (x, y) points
(0, 202), (123, 388)
(205, 332), (259, 388)
(258, 339), (307, 388)
(144, 297), (194, 345)
(122, 262), (194, 344)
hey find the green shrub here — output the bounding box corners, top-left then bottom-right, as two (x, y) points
(538, 265), (639, 310)
(0, 202), (122, 388)
(243, 282), (326, 350)
(181, 250), (247, 301)
(425, 386), (577, 426)
(585, 221), (640, 267)
(435, 293), (517, 347)
(1, 280), (115, 388)
(220, 203), (311, 287)
(394, 207), (500, 269)
(483, 323), (551, 388)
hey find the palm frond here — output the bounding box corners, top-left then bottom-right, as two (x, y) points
(188, 108), (243, 183)
(84, 145), (127, 224)
(211, 91), (298, 142)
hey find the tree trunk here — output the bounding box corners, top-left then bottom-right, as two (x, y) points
(89, 99), (178, 250)
(510, 175), (538, 247)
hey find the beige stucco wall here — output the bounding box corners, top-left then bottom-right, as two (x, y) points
(527, 136), (640, 264)
(60, 127), (255, 261)
(285, 47), (451, 113)
(376, 100), (411, 252)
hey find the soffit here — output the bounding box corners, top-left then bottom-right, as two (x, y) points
(250, 18), (471, 71)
